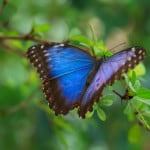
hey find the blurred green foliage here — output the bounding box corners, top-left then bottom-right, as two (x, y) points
(0, 0), (150, 150)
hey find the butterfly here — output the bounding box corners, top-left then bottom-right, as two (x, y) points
(27, 42), (146, 118)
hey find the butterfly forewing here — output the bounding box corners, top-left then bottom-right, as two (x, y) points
(27, 43), (95, 115)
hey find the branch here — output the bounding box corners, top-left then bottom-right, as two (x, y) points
(113, 89), (150, 131)
(0, 27), (49, 43)
(113, 89), (133, 100)
(1, 42), (26, 57)
(0, 35), (48, 43)
(129, 102), (150, 132)
(0, 29), (49, 56)
(0, 0), (7, 15)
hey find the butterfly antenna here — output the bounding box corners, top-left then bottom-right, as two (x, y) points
(88, 23), (97, 43)
(88, 23), (98, 56)
(109, 42), (127, 53)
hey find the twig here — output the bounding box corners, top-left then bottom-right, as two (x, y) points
(0, 0), (7, 15)
(0, 35), (48, 43)
(1, 42), (26, 57)
(113, 89), (133, 100)
(0, 29), (49, 56)
(129, 101), (150, 132)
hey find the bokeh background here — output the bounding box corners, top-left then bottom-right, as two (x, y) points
(0, 0), (150, 150)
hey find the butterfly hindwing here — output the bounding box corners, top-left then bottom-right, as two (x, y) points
(27, 43), (95, 115)
(78, 46), (146, 117)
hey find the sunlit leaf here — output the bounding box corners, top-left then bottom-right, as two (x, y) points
(34, 24), (51, 33)
(97, 108), (106, 121)
(69, 35), (93, 47)
(128, 125), (141, 143)
(99, 95), (115, 107)
(123, 103), (135, 121)
(85, 111), (94, 118)
(135, 96), (150, 106)
(137, 88), (150, 99)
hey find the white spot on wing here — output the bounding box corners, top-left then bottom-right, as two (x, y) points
(138, 49), (143, 54)
(40, 70), (44, 73)
(38, 64), (42, 68)
(128, 64), (132, 67)
(59, 43), (64, 47)
(122, 62), (125, 65)
(127, 57), (131, 61)
(131, 47), (135, 52)
(53, 45), (59, 48)
(44, 53), (51, 57)
(43, 50), (47, 53)
(31, 46), (36, 49)
(30, 50), (34, 54)
(134, 60), (137, 64)
(32, 54), (36, 58)
(138, 55), (143, 60)
(121, 69), (125, 73)
(40, 45), (44, 49)
(35, 59), (38, 62)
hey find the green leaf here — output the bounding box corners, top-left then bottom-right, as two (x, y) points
(137, 87), (150, 99)
(124, 74), (136, 93)
(97, 108), (106, 121)
(142, 110), (150, 117)
(128, 125), (141, 143)
(123, 103), (135, 121)
(99, 95), (115, 107)
(69, 35), (93, 47)
(135, 96), (150, 106)
(85, 111), (94, 118)
(128, 63), (146, 77)
(34, 24), (51, 33)
(131, 71), (136, 85)
(93, 103), (98, 110)
(133, 80), (141, 91)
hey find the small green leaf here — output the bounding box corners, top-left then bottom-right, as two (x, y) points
(135, 96), (150, 106)
(85, 111), (94, 118)
(123, 103), (135, 121)
(99, 95), (115, 107)
(130, 71), (136, 85)
(69, 35), (92, 47)
(93, 103), (98, 110)
(97, 108), (106, 121)
(133, 80), (141, 91)
(34, 24), (51, 33)
(93, 40), (111, 57)
(137, 88), (150, 99)
(142, 110), (150, 117)
(124, 74), (136, 93)
(124, 103), (131, 114)
(128, 125), (141, 143)
(128, 63), (146, 77)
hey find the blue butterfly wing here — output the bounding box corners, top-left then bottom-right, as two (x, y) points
(27, 43), (95, 115)
(78, 46), (146, 117)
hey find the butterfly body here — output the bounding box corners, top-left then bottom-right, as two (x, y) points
(27, 42), (146, 118)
